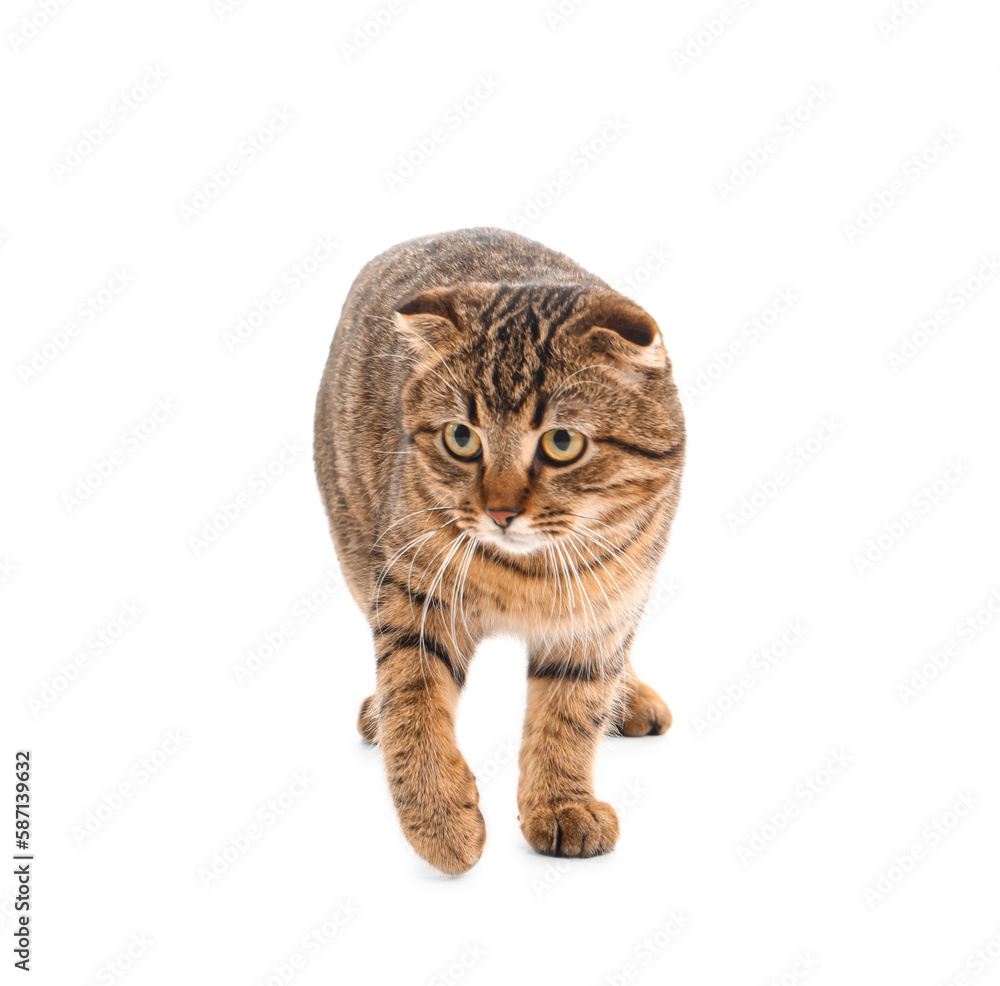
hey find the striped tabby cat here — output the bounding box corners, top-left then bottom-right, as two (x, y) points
(314, 228), (685, 873)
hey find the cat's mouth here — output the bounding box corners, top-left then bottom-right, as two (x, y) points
(478, 524), (544, 557)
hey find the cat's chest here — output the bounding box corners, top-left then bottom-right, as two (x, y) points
(454, 549), (645, 639)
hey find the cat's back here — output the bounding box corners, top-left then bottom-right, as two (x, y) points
(341, 227), (604, 337)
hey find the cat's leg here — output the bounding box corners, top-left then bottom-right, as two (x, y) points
(617, 655), (672, 736)
(517, 638), (627, 858)
(373, 618), (485, 874)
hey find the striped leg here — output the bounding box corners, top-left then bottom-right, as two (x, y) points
(373, 621), (485, 875)
(517, 638), (628, 857)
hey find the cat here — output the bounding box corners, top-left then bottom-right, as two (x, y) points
(314, 227), (685, 874)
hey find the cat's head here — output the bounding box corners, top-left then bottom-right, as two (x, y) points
(393, 282), (684, 558)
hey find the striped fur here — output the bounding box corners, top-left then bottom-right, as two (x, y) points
(314, 228), (685, 873)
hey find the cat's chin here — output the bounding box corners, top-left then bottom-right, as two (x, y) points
(480, 530), (544, 558)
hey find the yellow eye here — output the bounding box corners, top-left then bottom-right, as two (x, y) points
(540, 428), (586, 464)
(443, 422), (482, 459)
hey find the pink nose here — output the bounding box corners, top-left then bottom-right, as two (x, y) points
(486, 507), (522, 529)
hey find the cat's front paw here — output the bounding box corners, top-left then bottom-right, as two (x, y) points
(395, 758), (486, 875)
(521, 800), (620, 858)
(618, 680), (673, 736)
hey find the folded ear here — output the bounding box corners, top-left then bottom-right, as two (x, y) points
(393, 287), (461, 351)
(569, 292), (669, 370)
(395, 286), (458, 321)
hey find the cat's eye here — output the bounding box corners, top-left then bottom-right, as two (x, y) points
(539, 428), (586, 465)
(443, 422), (482, 460)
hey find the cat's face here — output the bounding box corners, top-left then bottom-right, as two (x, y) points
(395, 283), (684, 559)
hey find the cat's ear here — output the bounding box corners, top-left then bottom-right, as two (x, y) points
(393, 287), (460, 351)
(571, 293), (670, 371)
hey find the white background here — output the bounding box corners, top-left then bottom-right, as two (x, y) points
(3, 0), (999, 983)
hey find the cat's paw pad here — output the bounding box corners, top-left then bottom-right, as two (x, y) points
(619, 681), (672, 736)
(357, 695), (378, 744)
(397, 761), (486, 875)
(521, 800), (620, 858)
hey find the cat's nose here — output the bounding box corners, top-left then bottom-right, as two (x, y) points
(486, 507), (523, 529)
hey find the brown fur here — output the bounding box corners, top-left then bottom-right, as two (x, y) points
(314, 228), (685, 873)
